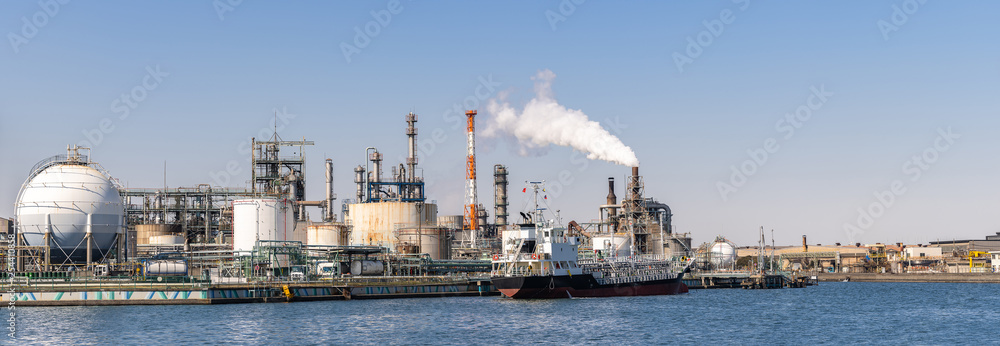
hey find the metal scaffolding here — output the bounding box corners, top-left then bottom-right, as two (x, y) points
(251, 134), (314, 220)
(122, 186), (257, 244)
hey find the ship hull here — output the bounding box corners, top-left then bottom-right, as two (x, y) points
(492, 274), (688, 299)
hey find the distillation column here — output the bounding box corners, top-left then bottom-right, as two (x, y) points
(494, 164), (508, 226)
(406, 112), (418, 199)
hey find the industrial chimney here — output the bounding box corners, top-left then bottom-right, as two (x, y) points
(607, 177), (617, 208)
(607, 177), (618, 232)
(325, 158), (336, 221)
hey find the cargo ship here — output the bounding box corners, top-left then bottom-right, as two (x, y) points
(490, 182), (691, 299)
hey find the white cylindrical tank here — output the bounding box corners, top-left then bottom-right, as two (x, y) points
(350, 260), (384, 276)
(16, 157), (124, 262)
(347, 202), (437, 247)
(593, 234), (632, 257)
(136, 224), (181, 245)
(143, 260), (188, 276)
(710, 237), (738, 269)
(232, 199), (295, 253)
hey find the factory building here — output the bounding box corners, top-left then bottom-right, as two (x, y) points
(589, 167), (689, 257)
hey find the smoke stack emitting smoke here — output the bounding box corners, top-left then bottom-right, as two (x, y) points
(483, 70), (640, 167)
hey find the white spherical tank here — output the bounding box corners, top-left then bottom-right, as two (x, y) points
(232, 199), (295, 253)
(16, 155), (124, 263)
(709, 237), (738, 269)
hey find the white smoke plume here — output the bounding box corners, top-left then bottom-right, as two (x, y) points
(483, 69), (640, 167)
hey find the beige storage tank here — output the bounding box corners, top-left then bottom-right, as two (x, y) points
(136, 224), (181, 245)
(396, 227), (451, 260)
(438, 215), (469, 246)
(307, 223), (349, 246)
(347, 202), (437, 247)
(437, 215), (463, 230)
(149, 235), (185, 245)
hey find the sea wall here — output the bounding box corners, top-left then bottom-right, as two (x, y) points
(816, 272), (1000, 283)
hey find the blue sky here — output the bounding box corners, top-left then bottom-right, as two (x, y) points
(2, 1), (998, 246)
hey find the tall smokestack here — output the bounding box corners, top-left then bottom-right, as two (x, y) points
(607, 177), (617, 207)
(465, 110), (479, 248)
(325, 158), (335, 221)
(630, 166), (641, 198)
(803, 235), (808, 252)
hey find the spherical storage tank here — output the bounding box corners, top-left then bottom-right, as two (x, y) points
(15, 150), (124, 263)
(709, 236), (737, 269)
(232, 199), (295, 253)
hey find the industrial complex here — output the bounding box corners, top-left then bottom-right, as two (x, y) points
(0, 110), (704, 305)
(4, 109), (995, 305)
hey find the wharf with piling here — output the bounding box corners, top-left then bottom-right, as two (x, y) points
(2, 276), (498, 306)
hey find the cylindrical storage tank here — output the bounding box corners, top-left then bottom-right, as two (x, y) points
(350, 260), (384, 276)
(143, 260), (188, 276)
(16, 158), (124, 263)
(437, 215), (463, 230)
(307, 223), (349, 246)
(347, 202), (437, 247)
(149, 235), (185, 245)
(593, 234), (632, 257)
(397, 227), (451, 260)
(232, 199), (295, 253)
(136, 224), (181, 245)
(709, 237), (737, 269)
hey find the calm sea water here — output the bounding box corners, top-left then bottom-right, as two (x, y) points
(9, 282), (1000, 345)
